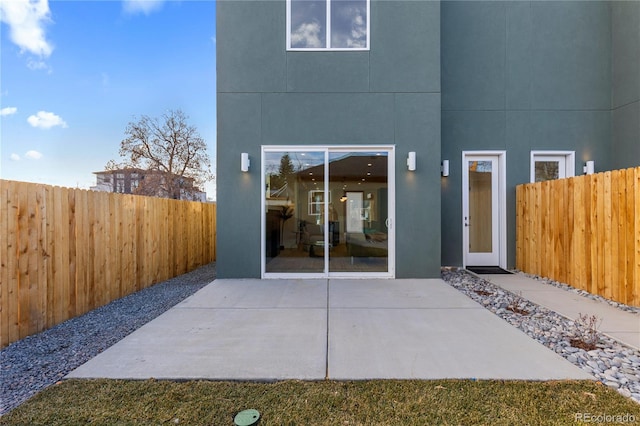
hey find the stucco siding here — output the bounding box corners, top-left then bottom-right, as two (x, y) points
(611, 1), (640, 170)
(441, 1), (613, 267)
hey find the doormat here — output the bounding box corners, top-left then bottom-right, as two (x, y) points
(466, 266), (513, 274)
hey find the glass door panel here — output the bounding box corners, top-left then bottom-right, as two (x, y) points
(264, 150), (325, 274)
(468, 161), (493, 253)
(463, 156), (500, 266)
(328, 151), (388, 273)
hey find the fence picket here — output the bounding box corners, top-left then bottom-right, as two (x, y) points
(591, 173), (607, 295)
(557, 178), (567, 283)
(532, 183), (540, 276)
(34, 184), (47, 334)
(16, 183), (30, 339)
(540, 181), (548, 278)
(0, 179), (216, 349)
(6, 181), (20, 345)
(598, 172), (613, 299)
(566, 177), (575, 288)
(610, 170), (620, 303)
(67, 188), (77, 320)
(628, 167), (640, 306)
(0, 181), (10, 346)
(44, 186), (54, 329)
(618, 169), (628, 305)
(629, 169), (637, 305)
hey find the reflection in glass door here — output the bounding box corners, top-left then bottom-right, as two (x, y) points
(328, 151), (389, 273)
(463, 155), (501, 266)
(468, 160), (494, 254)
(262, 147), (393, 277)
(263, 150), (325, 274)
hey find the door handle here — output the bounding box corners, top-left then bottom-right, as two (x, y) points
(385, 218), (391, 229)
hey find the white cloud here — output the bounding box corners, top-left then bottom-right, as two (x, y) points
(27, 58), (52, 73)
(10, 153), (21, 161)
(0, 107), (18, 116)
(25, 150), (43, 160)
(0, 0), (54, 57)
(332, 4), (367, 48)
(122, 0), (165, 15)
(291, 21), (323, 48)
(27, 111), (68, 129)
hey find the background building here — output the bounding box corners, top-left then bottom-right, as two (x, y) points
(92, 168), (207, 201)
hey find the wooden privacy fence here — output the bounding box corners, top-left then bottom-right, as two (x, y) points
(516, 166), (640, 307)
(0, 180), (216, 349)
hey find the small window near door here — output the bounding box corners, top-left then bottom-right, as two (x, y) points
(530, 151), (575, 183)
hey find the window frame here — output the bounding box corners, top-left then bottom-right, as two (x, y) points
(530, 151), (576, 183)
(286, 0), (370, 51)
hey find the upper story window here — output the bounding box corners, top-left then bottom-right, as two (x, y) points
(287, 0), (369, 51)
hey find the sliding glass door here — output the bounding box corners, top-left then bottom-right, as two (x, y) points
(262, 146), (394, 278)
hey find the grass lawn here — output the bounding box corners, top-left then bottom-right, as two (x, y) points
(1, 379), (639, 425)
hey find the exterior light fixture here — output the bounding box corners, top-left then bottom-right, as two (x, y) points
(441, 160), (450, 177)
(583, 160), (594, 175)
(407, 151), (416, 171)
(241, 153), (250, 172)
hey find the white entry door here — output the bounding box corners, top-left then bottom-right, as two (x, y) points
(462, 152), (506, 267)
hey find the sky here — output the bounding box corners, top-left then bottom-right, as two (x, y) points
(0, 0), (217, 199)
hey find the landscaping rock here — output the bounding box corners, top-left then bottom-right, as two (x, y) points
(441, 269), (640, 404)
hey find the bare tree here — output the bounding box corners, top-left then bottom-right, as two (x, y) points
(111, 109), (213, 200)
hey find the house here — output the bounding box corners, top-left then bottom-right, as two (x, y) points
(92, 168), (207, 201)
(216, 0), (640, 279)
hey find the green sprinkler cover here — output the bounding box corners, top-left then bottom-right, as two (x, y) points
(234, 409), (260, 426)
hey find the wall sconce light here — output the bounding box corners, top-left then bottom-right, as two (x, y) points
(241, 153), (250, 172)
(441, 160), (450, 177)
(407, 151), (416, 171)
(583, 160), (594, 175)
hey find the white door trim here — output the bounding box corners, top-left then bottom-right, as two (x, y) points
(462, 151), (507, 269)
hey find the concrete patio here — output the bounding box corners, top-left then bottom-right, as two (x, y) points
(67, 278), (593, 381)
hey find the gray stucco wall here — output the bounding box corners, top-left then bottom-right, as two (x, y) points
(217, 1), (442, 278)
(441, 1), (613, 267)
(612, 1), (640, 170)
